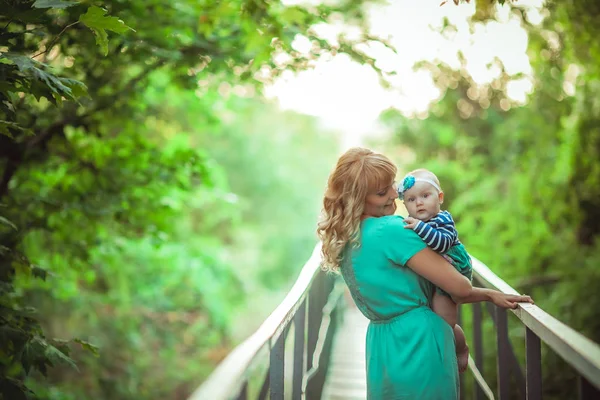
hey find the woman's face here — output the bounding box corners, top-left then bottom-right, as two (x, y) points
(363, 181), (398, 218)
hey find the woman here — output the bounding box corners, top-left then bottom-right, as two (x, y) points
(317, 148), (533, 399)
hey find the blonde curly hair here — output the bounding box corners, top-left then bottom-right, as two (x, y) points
(317, 148), (397, 273)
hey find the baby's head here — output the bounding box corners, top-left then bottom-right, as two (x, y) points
(398, 168), (444, 222)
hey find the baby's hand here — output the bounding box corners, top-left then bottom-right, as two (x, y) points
(404, 216), (420, 229)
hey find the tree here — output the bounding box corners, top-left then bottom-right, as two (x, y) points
(1, 0), (381, 398)
(379, 0), (600, 397)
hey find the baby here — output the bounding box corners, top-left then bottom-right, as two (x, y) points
(398, 168), (472, 373)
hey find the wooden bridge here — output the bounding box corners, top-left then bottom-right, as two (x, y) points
(189, 244), (600, 400)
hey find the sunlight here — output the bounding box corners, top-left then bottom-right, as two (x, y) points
(267, 0), (546, 146)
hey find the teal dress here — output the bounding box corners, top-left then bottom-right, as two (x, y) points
(340, 215), (459, 400)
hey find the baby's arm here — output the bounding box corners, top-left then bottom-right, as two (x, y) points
(405, 211), (458, 253)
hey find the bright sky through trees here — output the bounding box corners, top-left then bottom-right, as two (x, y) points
(267, 0), (545, 147)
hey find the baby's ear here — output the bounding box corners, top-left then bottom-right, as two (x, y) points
(439, 191), (444, 204)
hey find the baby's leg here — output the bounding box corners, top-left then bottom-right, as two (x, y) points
(432, 290), (458, 326)
(432, 292), (469, 373)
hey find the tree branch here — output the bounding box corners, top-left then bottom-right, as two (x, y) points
(32, 21), (80, 59)
(93, 59), (167, 114)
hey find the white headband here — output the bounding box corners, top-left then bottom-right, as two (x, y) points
(398, 175), (441, 199)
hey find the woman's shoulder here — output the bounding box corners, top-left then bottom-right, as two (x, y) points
(362, 215), (427, 263)
(364, 215), (405, 229)
(363, 215), (411, 238)
(381, 215), (405, 224)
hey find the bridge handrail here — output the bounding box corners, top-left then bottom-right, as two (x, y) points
(190, 244), (600, 399)
(470, 256), (600, 393)
(471, 257), (600, 388)
(188, 243), (324, 400)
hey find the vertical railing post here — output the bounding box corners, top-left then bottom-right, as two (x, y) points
(308, 280), (340, 399)
(525, 327), (542, 400)
(306, 271), (326, 400)
(258, 372), (269, 400)
(307, 271), (324, 372)
(496, 307), (510, 400)
(292, 299), (306, 400)
(472, 302), (485, 400)
(270, 329), (286, 400)
(486, 303), (525, 397)
(237, 381), (248, 400)
(579, 375), (600, 400)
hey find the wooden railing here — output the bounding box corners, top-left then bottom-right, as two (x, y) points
(462, 256), (600, 400)
(190, 243), (600, 400)
(188, 243), (345, 400)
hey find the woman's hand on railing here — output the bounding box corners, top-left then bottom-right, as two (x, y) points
(489, 292), (534, 309)
(452, 287), (533, 306)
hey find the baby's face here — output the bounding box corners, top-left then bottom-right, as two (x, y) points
(402, 181), (443, 222)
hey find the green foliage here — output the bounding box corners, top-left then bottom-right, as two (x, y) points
(379, 1), (600, 397)
(1, 1), (130, 398)
(0, 0), (379, 398)
(2, 53), (87, 104)
(78, 6), (133, 55)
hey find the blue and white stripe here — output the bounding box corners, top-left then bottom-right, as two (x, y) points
(413, 210), (460, 253)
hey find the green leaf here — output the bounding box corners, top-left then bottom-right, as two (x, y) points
(74, 338), (100, 356)
(33, 0), (79, 9)
(91, 28), (109, 55)
(32, 266), (48, 280)
(6, 54), (71, 93)
(44, 343), (79, 371)
(62, 78), (88, 98)
(0, 120), (34, 137)
(280, 7), (307, 25)
(3, 53), (87, 102)
(79, 6), (134, 56)
(0, 216), (18, 230)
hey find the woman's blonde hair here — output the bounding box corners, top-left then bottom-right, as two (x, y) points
(317, 147), (397, 272)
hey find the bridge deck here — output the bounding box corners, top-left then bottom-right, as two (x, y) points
(321, 305), (369, 400)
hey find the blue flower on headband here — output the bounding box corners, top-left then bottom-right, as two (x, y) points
(398, 175), (415, 200)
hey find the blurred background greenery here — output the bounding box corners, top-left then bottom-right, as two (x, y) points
(1, 0), (599, 399)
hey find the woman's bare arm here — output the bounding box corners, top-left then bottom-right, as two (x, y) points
(406, 248), (472, 298)
(406, 248), (534, 308)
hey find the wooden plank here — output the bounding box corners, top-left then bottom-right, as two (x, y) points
(322, 307), (368, 400)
